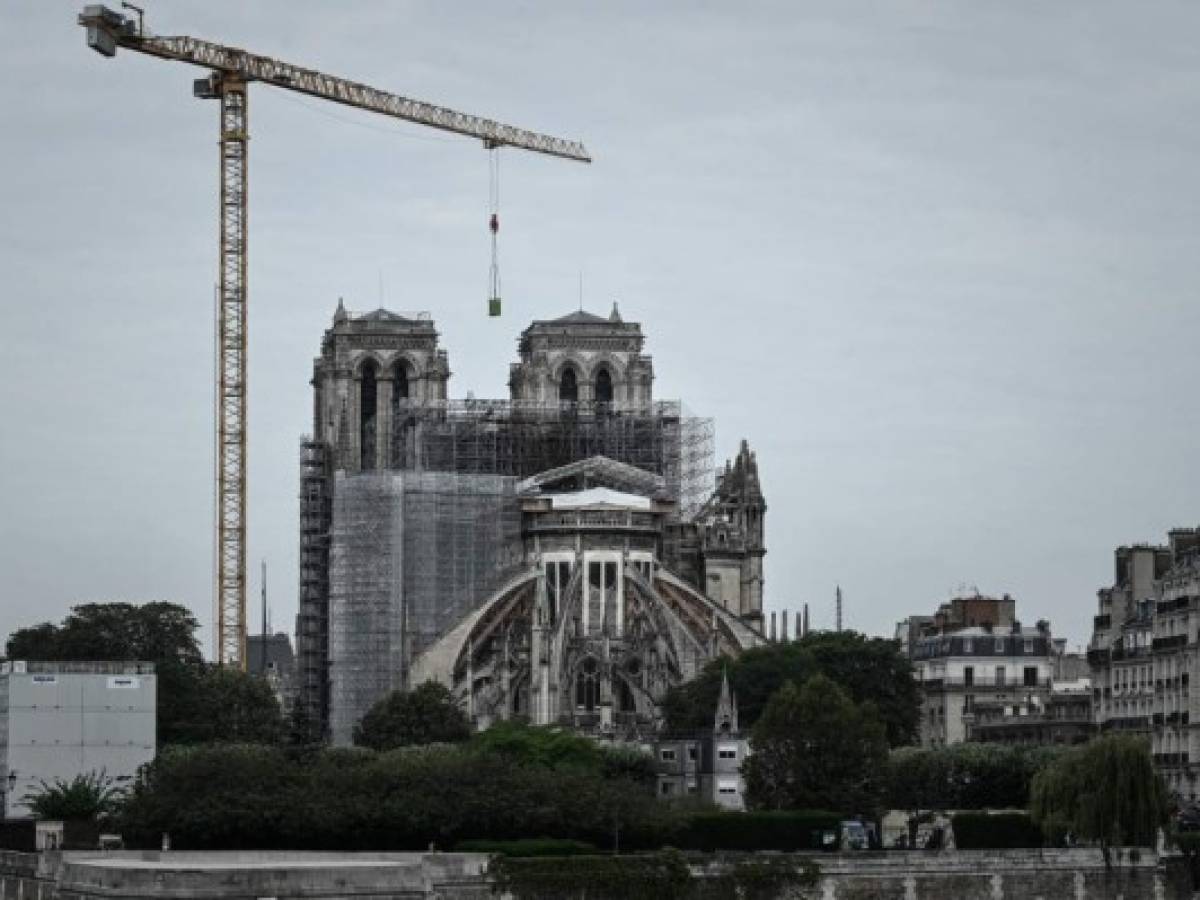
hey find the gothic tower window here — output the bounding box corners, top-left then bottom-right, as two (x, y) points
(359, 360), (378, 470)
(576, 657), (599, 711)
(393, 360), (409, 401)
(595, 367), (613, 404)
(617, 676), (636, 712)
(559, 366), (579, 403)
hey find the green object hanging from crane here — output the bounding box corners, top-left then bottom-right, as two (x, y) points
(77, 3), (590, 670)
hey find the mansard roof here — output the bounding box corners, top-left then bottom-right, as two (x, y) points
(517, 455), (667, 499)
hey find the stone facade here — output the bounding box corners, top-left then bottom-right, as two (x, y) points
(1089, 527), (1200, 801)
(3, 848), (1188, 899)
(654, 670), (750, 809)
(508, 305), (654, 406)
(296, 305), (767, 743)
(900, 595), (1081, 748)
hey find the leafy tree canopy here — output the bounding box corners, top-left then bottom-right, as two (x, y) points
(7, 602), (203, 666)
(1030, 734), (1167, 849)
(117, 742), (669, 852)
(661, 631), (919, 746)
(354, 681), (471, 750)
(469, 721), (656, 786)
(885, 743), (1068, 813)
(5, 602), (282, 746)
(743, 674), (889, 814)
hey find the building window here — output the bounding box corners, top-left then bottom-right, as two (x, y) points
(717, 781), (739, 795)
(559, 366), (579, 402)
(687, 745), (697, 761)
(995, 638), (1005, 653)
(963, 638), (974, 653)
(1023, 639), (1034, 654)
(617, 677), (636, 712)
(660, 781), (674, 796)
(718, 746), (738, 760)
(576, 658), (600, 710)
(659, 748), (677, 762)
(964, 666), (974, 687)
(1024, 666), (1038, 687)
(964, 695), (974, 713)
(595, 367), (614, 404)
(995, 666), (1006, 686)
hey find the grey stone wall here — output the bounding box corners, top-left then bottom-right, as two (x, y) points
(0, 848), (1191, 900)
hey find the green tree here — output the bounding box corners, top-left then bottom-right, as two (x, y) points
(5, 602), (282, 746)
(354, 681), (471, 750)
(743, 675), (889, 813)
(662, 631), (919, 746)
(1030, 734), (1167, 852)
(24, 771), (124, 821)
(469, 721), (655, 786)
(6, 602), (203, 665)
(117, 743), (669, 852)
(885, 743), (1067, 814)
(167, 666), (286, 745)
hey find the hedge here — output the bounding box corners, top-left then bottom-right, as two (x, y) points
(453, 838), (598, 857)
(491, 851), (820, 900)
(951, 812), (1043, 849)
(672, 810), (842, 852)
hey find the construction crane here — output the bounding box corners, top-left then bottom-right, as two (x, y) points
(78, 4), (591, 669)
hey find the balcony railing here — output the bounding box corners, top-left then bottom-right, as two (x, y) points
(1153, 752), (1191, 767)
(1152, 635), (1188, 652)
(920, 676), (1049, 690)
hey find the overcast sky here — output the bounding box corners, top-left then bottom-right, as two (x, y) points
(2, 1), (1198, 656)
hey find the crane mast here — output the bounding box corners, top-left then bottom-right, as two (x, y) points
(79, 5), (590, 669)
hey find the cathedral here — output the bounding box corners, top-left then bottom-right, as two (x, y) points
(295, 303), (768, 744)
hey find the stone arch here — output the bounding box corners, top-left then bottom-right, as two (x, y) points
(584, 352), (627, 384)
(352, 352), (387, 379)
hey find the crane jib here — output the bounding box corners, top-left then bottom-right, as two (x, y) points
(79, 7), (591, 162)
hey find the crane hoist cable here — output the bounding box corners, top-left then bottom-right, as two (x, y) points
(488, 146), (502, 317)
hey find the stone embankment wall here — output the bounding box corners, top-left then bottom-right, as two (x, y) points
(0, 847), (1190, 899)
(793, 848), (1188, 899)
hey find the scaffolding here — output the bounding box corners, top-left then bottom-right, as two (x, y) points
(295, 439), (331, 738)
(325, 470), (522, 746)
(302, 398), (715, 741)
(389, 399), (714, 519)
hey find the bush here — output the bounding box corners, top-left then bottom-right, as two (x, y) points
(951, 812), (1043, 849)
(453, 838), (598, 857)
(673, 810), (842, 852)
(886, 744), (1067, 812)
(117, 742), (672, 851)
(491, 851), (821, 900)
